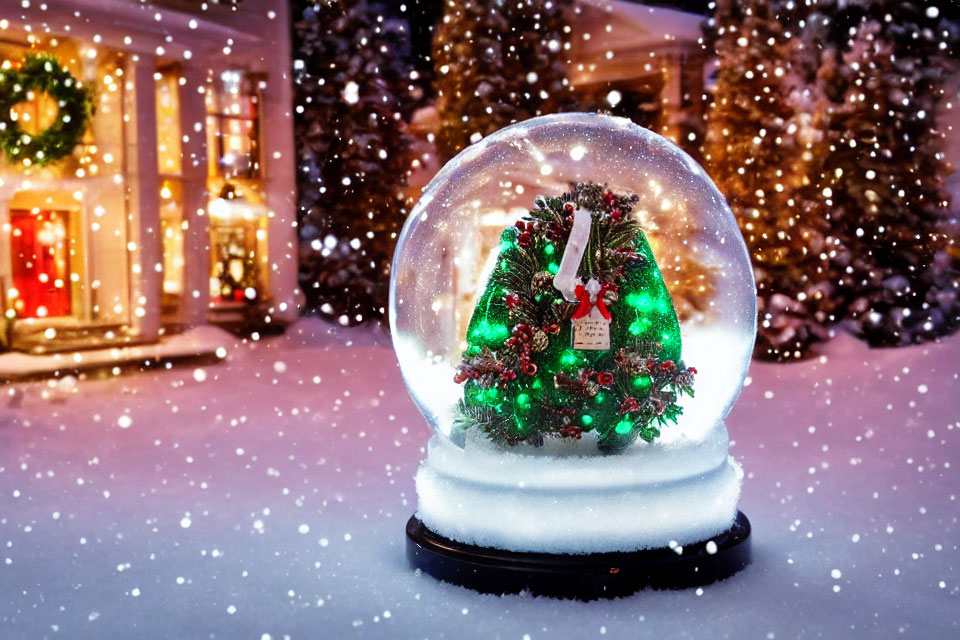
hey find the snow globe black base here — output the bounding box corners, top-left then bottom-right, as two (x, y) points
(406, 511), (751, 600)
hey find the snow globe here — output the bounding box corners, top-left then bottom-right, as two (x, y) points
(390, 113), (756, 598)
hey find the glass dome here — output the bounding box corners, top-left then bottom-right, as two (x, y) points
(390, 113), (756, 448)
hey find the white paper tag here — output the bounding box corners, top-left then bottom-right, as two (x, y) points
(573, 317), (611, 350)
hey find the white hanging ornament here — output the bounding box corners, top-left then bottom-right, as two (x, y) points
(552, 204), (612, 351)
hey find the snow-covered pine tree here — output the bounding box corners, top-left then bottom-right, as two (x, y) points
(819, 1), (960, 346)
(432, 0), (576, 162)
(704, 0), (835, 361)
(293, 0), (420, 325)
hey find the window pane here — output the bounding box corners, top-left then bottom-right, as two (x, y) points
(206, 70), (260, 179)
(160, 179), (184, 298)
(156, 68), (182, 175)
(215, 70), (255, 118)
(208, 185), (269, 305)
(209, 224), (260, 303)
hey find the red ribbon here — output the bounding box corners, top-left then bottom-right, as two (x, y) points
(572, 283), (611, 320)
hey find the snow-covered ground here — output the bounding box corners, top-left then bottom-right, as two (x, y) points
(1, 318), (957, 639)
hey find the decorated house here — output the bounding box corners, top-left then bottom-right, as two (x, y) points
(568, 0), (708, 150)
(0, 0), (297, 372)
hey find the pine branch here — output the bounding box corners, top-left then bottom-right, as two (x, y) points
(453, 398), (526, 446)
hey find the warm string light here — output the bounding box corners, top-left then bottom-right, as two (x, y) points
(704, 0), (958, 358)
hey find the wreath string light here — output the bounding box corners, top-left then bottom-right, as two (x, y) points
(0, 54), (93, 167)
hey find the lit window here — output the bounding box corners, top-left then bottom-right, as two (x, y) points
(205, 70), (269, 307)
(206, 70), (262, 179)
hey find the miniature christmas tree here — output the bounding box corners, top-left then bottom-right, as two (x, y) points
(453, 183), (695, 453)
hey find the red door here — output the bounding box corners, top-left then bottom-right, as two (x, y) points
(10, 209), (71, 318)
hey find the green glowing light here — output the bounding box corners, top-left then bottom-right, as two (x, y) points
(543, 243), (555, 255)
(633, 376), (651, 391)
(594, 392), (605, 405)
(625, 291), (654, 311)
(531, 379), (543, 390)
(581, 414), (593, 426)
(470, 320), (509, 342)
(560, 350), (579, 366)
(547, 262), (559, 274)
(615, 419), (633, 435)
(516, 393), (531, 410)
(627, 316), (652, 336)
(475, 387), (500, 404)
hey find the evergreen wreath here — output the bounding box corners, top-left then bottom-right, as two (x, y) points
(0, 55), (93, 167)
(454, 182), (696, 453)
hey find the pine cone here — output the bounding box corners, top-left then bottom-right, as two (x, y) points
(531, 271), (554, 293)
(531, 329), (549, 352)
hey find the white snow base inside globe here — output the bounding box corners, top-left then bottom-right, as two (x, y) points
(415, 420), (743, 554)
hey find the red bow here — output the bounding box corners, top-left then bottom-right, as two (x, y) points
(572, 283), (611, 320)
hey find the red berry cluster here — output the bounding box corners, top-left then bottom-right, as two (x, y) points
(505, 324), (534, 348)
(618, 394), (668, 419)
(519, 356), (537, 376)
(648, 358), (677, 374)
(580, 369), (615, 387)
(453, 353), (519, 386)
(505, 323), (560, 375)
(543, 201), (576, 243)
(505, 324), (538, 376)
(452, 354), (506, 386)
(514, 220), (534, 247)
(599, 190), (626, 223)
(600, 189), (624, 224)
(544, 222), (566, 243)
(619, 396), (641, 414)
(553, 368), (617, 401)
(560, 425), (583, 440)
